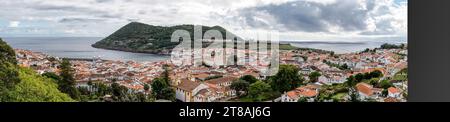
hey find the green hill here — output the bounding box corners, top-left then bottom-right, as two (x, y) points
(0, 38), (74, 102)
(92, 22), (241, 54)
(4, 67), (75, 102)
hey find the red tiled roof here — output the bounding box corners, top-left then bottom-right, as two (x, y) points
(356, 82), (373, 96)
(193, 73), (210, 79)
(177, 80), (201, 91)
(388, 87), (400, 94)
(287, 91), (298, 99)
(384, 97), (400, 102)
(206, 76), (237, 85)
(286, 84), (319, 99)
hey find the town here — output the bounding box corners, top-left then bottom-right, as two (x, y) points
(14, 43), (408, 102)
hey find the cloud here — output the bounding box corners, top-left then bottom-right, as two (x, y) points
(9, 21), (20, 28)
(233, 0), (406, 36)
(95, 0), (115, 3)
(0, 0), (407, 42)
(58, 18), (105, 23)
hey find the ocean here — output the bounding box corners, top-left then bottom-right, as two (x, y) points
(2, 37), (170, 62)
(2, 37), (406, 62)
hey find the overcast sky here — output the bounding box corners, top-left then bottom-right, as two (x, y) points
(0, 0), (407, 42)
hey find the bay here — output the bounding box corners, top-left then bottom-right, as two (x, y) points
(2, 37), (170, 62)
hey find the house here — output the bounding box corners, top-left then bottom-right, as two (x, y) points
(355, 82), (382, 100)
(194, 88), (219, 102)
(175, 79), (209, 102)
(354, 62), (367, 70)
(388, 87), (401, 98)
(205, 76), (237, 87)
(281, 84), (320, 102)
(292, 55), (305, 62)
(205, 76), (238, 97)
(299, 68), (312, 75)
(190, 67), (209, 74)
(318, 75), (346, 85)
(191, 73), (210, 81)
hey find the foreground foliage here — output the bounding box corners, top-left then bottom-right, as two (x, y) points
(4, 68), (75, 102)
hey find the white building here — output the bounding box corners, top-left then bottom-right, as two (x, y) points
(355, 82), (382, 101)
(175, 79), (209, 102)
(388, 87), (401, 98)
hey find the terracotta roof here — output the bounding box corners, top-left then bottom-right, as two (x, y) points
(193, 73), (210, 79)
(358, 68), (386, 76)
(287, 91), (298, 99)
(191, 67), (209, 71)
(210, 71), (224, 75)
(296, 85), (319, 97)
(177, 80), (201, 91)
(243, 71), (259, 78)
(298, 89), (318, 97)
(388, 87), (400, 94)
(206, 76), (237, 84)
(394, 62), (407, 69)
(195, 89), (210, 96)
(384, 97), (400, 102)
(356, 82), (373, 96)
(286, 84), (319, 99)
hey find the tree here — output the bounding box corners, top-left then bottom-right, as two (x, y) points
(0, 38), (18, 64)
(248, 81), (271, 101)
(111, 83), (125, 97)
(136, 92), (148, 102)
(341, 63), (349, 70)
(382, 89), (388, 97)
(151, 75), (175, 101)
(59, 59), (80, 100)
(380, 80), (393, 89)
(77, 87), (90, 96)
(160, 87), (175, 101)
(93, 82), (111, 97)
(152, 65), (175, 101)
(230, 80), (250, 96)
(240, 75), (258, 84)
(270, 65), (303, 92)
(345, 75), (355, 87)
(42, 72), (61, 82)
(144, 83), (150, 91)
(363, 72), (371, 79)
(4, 68), (74, 102)
(0, 62), (20, 95)
(297, 97), (308, 102)
(380, 43), (402, 49)
(369, 70), (383, 78)
(308, 71), (321, 83)
(363, 48), (370, 53)
(355, 73), (364, 82)
(151, 78), (166, 98)
(161, 64), (170, 82)
(367, 78), (379, 86)
(348, 88), (360, 102)
(87, 80), (93, 86)
(0, 38), (21, 99)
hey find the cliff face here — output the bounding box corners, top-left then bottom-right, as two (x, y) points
(92, 22), (241, 55)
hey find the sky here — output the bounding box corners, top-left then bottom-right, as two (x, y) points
(0, 0), (407, 42)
